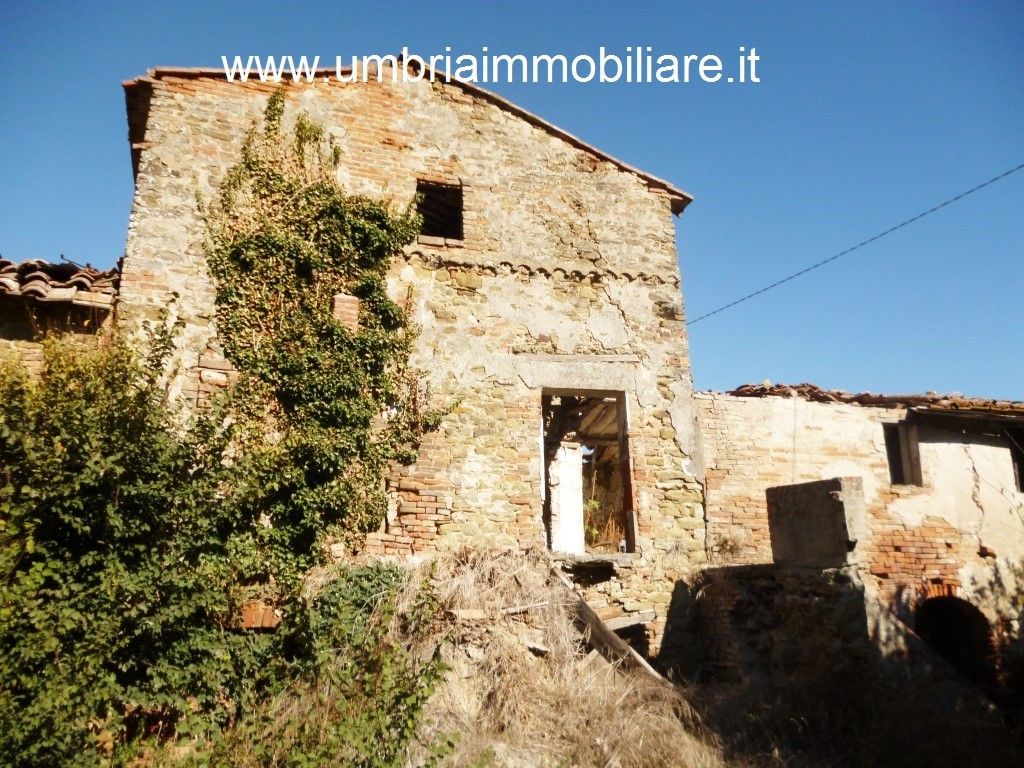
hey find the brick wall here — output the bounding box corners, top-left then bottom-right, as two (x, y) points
(695, 391), (1024, 628)
(696, 392), (898, 564)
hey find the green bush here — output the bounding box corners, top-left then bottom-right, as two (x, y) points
(0, 90), (447, 766)
(191, 565), (448, 768)
(0, 335), (446, 766)
(0, 331), (282, 766)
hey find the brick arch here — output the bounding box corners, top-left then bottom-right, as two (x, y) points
(914, 591), (1002, 697)
(919, 580), (961, 602)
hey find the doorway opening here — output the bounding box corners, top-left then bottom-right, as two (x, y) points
(915, 596), (997, 691)
(542, 391), (635, 555)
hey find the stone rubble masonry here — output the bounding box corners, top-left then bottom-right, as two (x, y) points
(697, 563), (872, 685)
(119, 71), (704, 660)
(695, 560), (1005, 711)
(695, 390), (1024, 631)
(0, 336), (46, 377)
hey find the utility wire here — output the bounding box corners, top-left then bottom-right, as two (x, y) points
(688, 162), (1024, 326)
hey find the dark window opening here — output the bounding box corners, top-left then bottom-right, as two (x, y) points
(614, 623), (651, 658)
(883, 421), (922, 486)
(1007, 429), (1024, 492)
(0, 296), (107, 342)
(542, 391), (636, 556)
(883, 424), (905, 484)
(416, 180), (463, 240)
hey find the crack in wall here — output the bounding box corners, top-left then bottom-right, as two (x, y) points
(963, 441), (988, 552)
(597, 281), (632, 346)
(584, 214), (608, 270)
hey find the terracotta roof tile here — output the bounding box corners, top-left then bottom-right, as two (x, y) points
(0, 259), (118, 308)
(721, 382), (1024, 415)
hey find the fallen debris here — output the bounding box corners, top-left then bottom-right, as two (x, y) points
(400, 547), (725, 768)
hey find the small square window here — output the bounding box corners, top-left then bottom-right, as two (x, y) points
(416, 180), (463, 240)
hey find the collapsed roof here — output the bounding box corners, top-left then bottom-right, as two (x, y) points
(0, 259), (118, 309)
(724, 381), (1024, 421)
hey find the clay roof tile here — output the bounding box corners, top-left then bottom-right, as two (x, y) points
(0, 259), (119, 307)
(720, 382), (1024, 416)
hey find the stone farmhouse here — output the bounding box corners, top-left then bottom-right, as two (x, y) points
(1, 65), (1021, 689)
(119, 66), (705, 660)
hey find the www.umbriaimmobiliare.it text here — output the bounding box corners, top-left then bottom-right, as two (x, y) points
(221, 46), (761, 85)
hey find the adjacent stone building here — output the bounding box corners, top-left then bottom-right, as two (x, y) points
(119, 66), (706, 659)
(0, 259), (118, 374)
(696, 382), (1024, 692)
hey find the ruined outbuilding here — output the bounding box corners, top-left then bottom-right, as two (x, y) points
(0, 259), (117, 374)
(697, 383), (1024, 697)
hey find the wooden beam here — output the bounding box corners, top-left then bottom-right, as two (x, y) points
(550, 567), (663, 682)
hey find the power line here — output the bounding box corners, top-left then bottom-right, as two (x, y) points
(687, 162), (1024, 326)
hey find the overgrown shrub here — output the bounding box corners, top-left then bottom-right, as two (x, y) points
(189, 565), (447, 768)
(0, 330), (282, 766)
(0, 90), (445, 766)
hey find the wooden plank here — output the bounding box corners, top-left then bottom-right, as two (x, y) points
(550, 567), (663, 682)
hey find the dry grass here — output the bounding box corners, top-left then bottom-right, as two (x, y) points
(144, 546), (1024, 767)
(398, 547), (727, 768)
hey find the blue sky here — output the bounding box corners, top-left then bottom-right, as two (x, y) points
(2, 1), (1022, 397)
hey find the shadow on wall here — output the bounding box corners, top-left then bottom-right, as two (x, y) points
(676, 563), (1024, 768)
(656, 476), (1024, 768)
(656, 577), (704, 678)
(968, 558), (1024, 713)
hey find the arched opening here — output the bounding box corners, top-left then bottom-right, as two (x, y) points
(915, 596), (997, 691)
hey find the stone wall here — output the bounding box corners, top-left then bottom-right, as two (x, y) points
(698, 474), (1018, 707)
(695, 391), (1024, 637)
(696, 560), (1012, 712)
(119, 70), (704, 659)
(697, 563), (871, 685)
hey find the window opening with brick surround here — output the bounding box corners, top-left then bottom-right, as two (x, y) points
(541, 391), (635, 555)
(416, 180), (463, 240)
